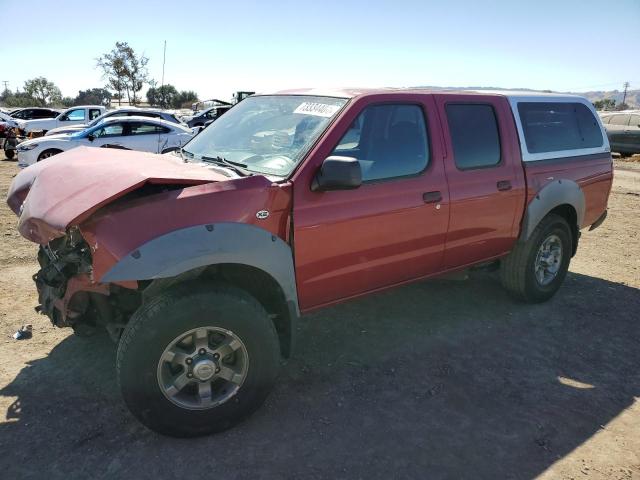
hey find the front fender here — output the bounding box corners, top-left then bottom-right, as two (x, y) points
(520, 179), (585, 240)
(101, 222), (299, 314)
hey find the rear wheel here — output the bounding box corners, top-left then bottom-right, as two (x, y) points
(117, 284), (280, 437)
(37, 149), (63, 161)
(500, 214), (572, 303)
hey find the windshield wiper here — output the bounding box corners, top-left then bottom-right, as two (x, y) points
(201, 155), (253, 177)
(179, 148), (195, 162)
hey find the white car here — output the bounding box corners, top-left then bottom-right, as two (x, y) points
(0, 111), (18, 128)
(45, 108), (186, 136)
(16, 116), (194, 168)
(16, 105), (106, 134)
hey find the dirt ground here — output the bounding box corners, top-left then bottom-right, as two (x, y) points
(0, 153), (638, 480)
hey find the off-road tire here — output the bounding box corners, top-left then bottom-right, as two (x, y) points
(500, 214), (572, 303)
(117, 283), (280, 437)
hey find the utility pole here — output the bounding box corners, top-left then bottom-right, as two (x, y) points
(160, 40), (167, 108)
(622, 81), (630, 106)
(1, 81), (8, 91)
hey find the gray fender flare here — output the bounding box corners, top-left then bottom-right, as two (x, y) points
(519, 179), (585, 241)
(102, 222), (299, 317)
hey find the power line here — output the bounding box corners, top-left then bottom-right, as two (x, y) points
(563, 80), (637, 92)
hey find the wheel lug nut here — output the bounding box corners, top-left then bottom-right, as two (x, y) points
(186, 358), (192, 364)
(213, 353), (219, 359)
(187, 373), (193, 378)
(199, 348), (206, 355)
(215, 368), (220, 373)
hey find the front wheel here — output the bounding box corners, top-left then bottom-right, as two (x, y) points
(117, 284), (280, 437)
(4, 146), (14, 159)
(37, 149), (63, 161)
(500, 214), (572, 303)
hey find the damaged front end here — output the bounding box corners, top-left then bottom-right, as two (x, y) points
(34, 227), (140, 339)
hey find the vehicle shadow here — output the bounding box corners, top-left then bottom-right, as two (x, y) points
(0, 271), (638, 479)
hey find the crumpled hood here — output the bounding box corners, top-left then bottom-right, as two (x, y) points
(7, 146), (230, 244)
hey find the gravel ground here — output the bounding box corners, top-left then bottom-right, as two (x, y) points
(0, 153), (638, 479)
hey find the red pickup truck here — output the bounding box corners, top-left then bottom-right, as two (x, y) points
(7, 88), (612, 437)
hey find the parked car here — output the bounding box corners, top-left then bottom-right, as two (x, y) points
(16, 116), (194, 167)
(7, 89), (612, 437)
(16, 105), (106, 134)
(9, 107), (60, 121)
(0, 111), (18, 136)
(45, 108), (186, 136)
(182, 105), (231, 128)
(600, 111), (640, 155)
(1, 112), (20, 157)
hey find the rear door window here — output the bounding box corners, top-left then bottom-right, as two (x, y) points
(446, 104), (501, 169)
(629, 115), (640, 128)
(518, 102), (603, 153)
(609, 115), (630, 126)
(129, 122), (170, 135)
(89, 109), (102, 120)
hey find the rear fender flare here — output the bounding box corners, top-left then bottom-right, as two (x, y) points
(101, 222), (299, 316)
(520, 179), (585, 241)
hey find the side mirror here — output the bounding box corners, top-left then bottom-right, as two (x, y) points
(311, 156), (362, 192)
(87, 134), (95, 142)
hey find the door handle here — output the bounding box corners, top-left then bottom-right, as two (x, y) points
(497, 180), (512, 191)
(423, 191), (442, 204)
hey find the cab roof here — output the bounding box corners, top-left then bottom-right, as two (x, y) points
(264, 87), (585, 102)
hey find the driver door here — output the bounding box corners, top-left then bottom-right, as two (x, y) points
(292, 95), (449, 311)
(89, 121), (127, 148)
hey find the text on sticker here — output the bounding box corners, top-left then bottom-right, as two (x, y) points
(293, 102), (341, 118)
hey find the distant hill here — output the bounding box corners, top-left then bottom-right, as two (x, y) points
(411, 85), (639, 108)
(578, 89), (639, 108)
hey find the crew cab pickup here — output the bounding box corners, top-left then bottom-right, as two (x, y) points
(6, 89), (612, 437)
(16, 105), (106, 134)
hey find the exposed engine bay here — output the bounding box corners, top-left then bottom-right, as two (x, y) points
(34, 227), (141, 340)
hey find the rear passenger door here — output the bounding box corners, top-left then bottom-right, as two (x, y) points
(436, 95), (525, 268)
(607, 114), (630, 151)
(125, 121), (169, 152)
(624, 114), (640, 152)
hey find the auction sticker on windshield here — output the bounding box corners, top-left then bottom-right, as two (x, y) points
(293, 102), (341, 117)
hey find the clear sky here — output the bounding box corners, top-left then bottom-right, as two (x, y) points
(1, 0), (638, 101)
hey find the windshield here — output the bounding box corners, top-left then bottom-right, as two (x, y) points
(182, 95), (347, 176)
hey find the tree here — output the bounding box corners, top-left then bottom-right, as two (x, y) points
(96, 42), (149, 105)
(0, 88), (11, 103)
(59, 97), (76, 107)
(3, 91), (37, 108)
(615, 102), (630, 111)
(147, 84), (178, 108)
(74, 88), (112, 106)
(23, 77), (62, 106)
(593, 98), (616, 111)
(174, 90), (198, 109)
